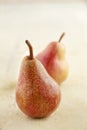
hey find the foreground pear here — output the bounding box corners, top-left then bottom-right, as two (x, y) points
(36, 33), (69, 84)
(16, 40), (61, 118)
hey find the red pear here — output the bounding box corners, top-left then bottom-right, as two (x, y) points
(36, 33), (69, 84)
(16, 40), (61, 118)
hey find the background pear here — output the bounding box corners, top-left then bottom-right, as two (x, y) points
(16, 40), (61, 118)
(36, 33), (69, 84)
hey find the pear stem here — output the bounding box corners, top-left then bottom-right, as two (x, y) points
(58, 32), (65, 43)
(25, 40), (34, 59)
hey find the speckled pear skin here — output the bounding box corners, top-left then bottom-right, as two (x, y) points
(36, 33), (69, 84)
(16, 56), (61, 118)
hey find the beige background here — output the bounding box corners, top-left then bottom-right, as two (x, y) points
(0, 0), (86, 4)
(0, 1), (87, 130)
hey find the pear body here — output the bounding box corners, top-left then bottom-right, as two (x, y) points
(36, 42), (69, 84)
(16, 56), (61, 118)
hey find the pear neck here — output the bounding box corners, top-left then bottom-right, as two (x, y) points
(58, 48), (65, 60)
(58, 54), (65, 60)
(25, 40), (34, 60)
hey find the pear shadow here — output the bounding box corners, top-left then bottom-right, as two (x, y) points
(2, 108), (51, 130)
(26, 113), (51, 121)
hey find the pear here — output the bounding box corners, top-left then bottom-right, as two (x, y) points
(16, 40), (61, 118)
(36, 33), (69, 84)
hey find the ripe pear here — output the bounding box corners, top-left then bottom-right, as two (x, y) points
(36, 33), (69, 84)
(16, 40), (61, 118)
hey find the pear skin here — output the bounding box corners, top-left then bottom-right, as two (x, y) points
(36, 33), (69, 84)
(16, 41), (61, 118)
